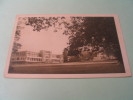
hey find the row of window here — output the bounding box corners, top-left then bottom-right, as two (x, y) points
(13, 52), (40, 57)
(27, 58), (42, 61)
(12, 57), (42, 62)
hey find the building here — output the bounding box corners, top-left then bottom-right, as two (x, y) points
(11, 50), (63, 64)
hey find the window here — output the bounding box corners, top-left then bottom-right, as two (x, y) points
(17, 57), (19, 60)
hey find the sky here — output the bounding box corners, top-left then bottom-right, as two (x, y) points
(18, 25), (69, 54)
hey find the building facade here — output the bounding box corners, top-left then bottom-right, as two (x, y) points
(11, 50), (63, 64)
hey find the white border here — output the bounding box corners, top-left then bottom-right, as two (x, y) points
(4, 14), (132, 78)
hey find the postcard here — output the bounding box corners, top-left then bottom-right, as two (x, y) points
(4, 14), (131, 78)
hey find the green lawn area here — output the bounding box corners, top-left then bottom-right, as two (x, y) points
(9, 62), (125, 74)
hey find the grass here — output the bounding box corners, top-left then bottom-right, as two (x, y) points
(8, 62), (125, 74)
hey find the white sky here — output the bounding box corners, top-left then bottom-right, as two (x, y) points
(18, 25), (69, 54)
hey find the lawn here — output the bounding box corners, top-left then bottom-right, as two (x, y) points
(8, 62), (125, 74)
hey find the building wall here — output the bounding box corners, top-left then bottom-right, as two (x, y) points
(11, 50), (63, 63)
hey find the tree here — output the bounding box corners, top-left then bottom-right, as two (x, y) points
(61, 17), (123, 63)
(63, 48), (68, 62)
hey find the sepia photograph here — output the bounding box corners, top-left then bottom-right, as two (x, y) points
(4, 14), (131, 78)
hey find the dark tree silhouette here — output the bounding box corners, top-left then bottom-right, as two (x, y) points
(63, 48), (68, 62)
(61, 17), (123, 63)
(12, 25), (22, 53)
